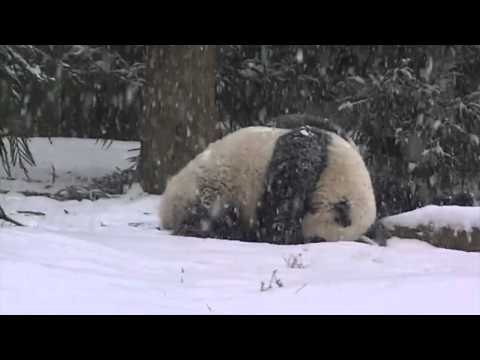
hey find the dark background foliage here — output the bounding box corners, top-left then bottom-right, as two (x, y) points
(2, 45), (480, 217)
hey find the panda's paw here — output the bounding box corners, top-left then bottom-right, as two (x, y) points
(356, 235), (386, 247)
(174, 223), (211, 238)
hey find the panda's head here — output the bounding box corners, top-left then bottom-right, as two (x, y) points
(299, 131), (377, 242)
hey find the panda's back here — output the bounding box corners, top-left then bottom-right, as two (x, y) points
(160, 127), (288, 230)
(200, 127), (289, 226)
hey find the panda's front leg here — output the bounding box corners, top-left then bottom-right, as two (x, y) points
(258, 198), (307, 245)
(271, 217), (305, 245)
(257, 176), (309, 244)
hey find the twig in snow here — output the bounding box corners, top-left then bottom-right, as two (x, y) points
(283, 253), (307, 269)
(17, 210), (46, 216)
(260, 269), (283, 292)
(50, 165), (57, 184)
(0, 204), (25, 227)
(128, 222), (144, 228)
(295, 283), (308, 294)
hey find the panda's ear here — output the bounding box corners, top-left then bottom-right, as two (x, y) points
(332, 199), (352, 228)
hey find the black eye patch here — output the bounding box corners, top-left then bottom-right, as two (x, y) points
(332, 199), (352, 228)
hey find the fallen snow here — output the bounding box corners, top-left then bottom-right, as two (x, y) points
(383, 205), (480, 233)
(1, 138), (480, 314)
(0, 137), (136, 194)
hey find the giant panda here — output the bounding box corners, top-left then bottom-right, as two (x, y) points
(159, 125), (376, 245)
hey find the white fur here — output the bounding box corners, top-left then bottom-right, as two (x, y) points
(160, 126), (376, 243)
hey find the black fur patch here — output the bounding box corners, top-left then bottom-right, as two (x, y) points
(257, 126), (331, 244)
(332, 199), (352, 227)
(173, 202), (245, 241)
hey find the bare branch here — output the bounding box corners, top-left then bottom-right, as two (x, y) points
(0, 204), (25, 226)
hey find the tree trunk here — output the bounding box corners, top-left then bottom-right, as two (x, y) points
(140, 45), (217, 194)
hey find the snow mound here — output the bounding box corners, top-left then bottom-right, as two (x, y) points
(383, 205), (480, 233)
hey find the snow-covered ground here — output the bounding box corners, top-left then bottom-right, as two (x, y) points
(0, 137), (136, 194)
(1, 138), (480, 314)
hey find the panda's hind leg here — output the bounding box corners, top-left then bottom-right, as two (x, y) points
(173, 202), (210, 238)
(173, 201), (245, 241)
